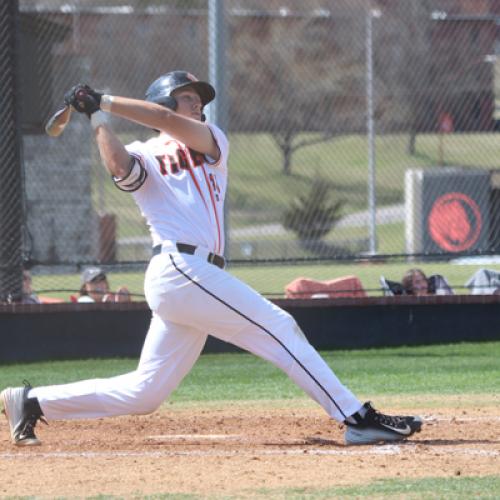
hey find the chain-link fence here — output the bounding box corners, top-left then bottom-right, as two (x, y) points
(2, 0), (500, 300)
(0, 0), (24, 303)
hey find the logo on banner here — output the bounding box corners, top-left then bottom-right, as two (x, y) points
(427, 192), (482, 252)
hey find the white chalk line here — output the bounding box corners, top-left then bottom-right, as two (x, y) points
(0, 445), (499, 459)
(424, 415), (500, 422)
(147, 434), (242, 440)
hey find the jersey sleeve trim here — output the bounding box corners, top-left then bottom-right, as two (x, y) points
(112, 153), (148, 192)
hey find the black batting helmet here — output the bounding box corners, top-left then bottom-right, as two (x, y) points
(145, 71), (216, 110)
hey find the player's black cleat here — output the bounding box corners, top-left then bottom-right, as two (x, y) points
(1, 382), (47, 446)
(344, 401), (422, 445)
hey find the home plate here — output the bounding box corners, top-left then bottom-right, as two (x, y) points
(147, 434), (242, 441)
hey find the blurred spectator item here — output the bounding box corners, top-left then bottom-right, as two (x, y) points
(379, 276), (405, 296)
(465, 268), (500, 295)
(5, 269), (63, 304)
(285, 276), (366, 299)
(20, 270), (41, 304)
(17, 269), (65, 304)
(381, 269), (453, 296)
(104, 285), (131, 303)
(78, 267), (131, 303)
(98, 213), (117, 263)
(402, 268), (432, 296)
(427, 274), (454, 295)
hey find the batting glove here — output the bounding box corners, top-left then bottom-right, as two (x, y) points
(64, 84), (103, 117)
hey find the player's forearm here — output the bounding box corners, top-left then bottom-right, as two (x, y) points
(94, 124), (131, 179)
(101, 95), (219, 159)
(102, 95), (170, 130)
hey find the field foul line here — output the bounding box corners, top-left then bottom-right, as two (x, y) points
(424, 415), (500, 422)
(147, 434), (242, 440)
(1, 446), (499, 459)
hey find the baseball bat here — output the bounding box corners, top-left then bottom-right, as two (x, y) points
(45, 105), (72, 137)
(45, 89), (97, 137)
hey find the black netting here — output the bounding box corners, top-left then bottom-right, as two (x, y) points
(2, 0), (500, 300)
(0, 0), (24, 303)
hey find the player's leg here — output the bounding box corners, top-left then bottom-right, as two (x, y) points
(149, 253), (360, 421)
(30, 314), (206, 419)
(1, 314), (207, 445)
(218, 310), (422, 445)
(156, 253), (422, 444)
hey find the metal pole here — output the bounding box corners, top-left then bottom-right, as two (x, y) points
(366, 9), (380, 255)
(0, 0), (24, 302)
(207, 0), (227, 128)
(207, 0), (230, 257)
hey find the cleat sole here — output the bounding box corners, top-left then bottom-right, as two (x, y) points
(14, 438), (41, 447)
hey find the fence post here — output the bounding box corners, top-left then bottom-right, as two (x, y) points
(366, 8), (381, 256)
(0, 0), (24, 302)
(208, 0), (229, 258)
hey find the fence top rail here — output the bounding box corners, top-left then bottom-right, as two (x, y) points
(1, 294), (500, 315)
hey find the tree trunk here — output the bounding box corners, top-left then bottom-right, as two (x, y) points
(407, 129), (416, 155)
(283, 145), (292, 175)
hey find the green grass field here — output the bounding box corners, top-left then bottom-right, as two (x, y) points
(2, 342), (498, 401)
(229, 131), (500, 220)
(1, 342), (499, 498)
(267, 477), (500, 499)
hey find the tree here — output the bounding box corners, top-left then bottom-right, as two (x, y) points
(393, 2), (434, 155)
(282, 179), (344, 241)
(230, 13), (365, 175)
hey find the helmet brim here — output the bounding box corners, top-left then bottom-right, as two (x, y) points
(174, 81), (215, 106)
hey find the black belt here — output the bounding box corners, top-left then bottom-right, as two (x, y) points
(152, 242), (225, 269)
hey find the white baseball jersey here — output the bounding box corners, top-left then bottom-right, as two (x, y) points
(125, 123), (228, 255)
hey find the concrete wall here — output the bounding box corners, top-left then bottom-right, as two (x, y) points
(22, 54), (98, 264)
(1, 295), (499, 363)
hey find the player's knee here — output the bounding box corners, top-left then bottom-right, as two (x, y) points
(128, 395), (162, 415)
(280, 312), (308, 343)
(133, 403), (161, 415)
(125, 380), (166, 414)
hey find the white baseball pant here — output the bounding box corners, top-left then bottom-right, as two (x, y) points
(31, 243), (362, 422)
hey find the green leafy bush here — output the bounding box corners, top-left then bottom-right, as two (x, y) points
(282, 179), (344, 240)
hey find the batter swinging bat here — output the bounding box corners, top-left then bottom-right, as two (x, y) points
(45, 105), (72, 137)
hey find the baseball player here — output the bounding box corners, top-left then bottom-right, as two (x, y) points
(1, 71), (422, 446)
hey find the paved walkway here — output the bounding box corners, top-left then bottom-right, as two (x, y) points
(118, 204), (405, 250)
(230, 203), (405, 238)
